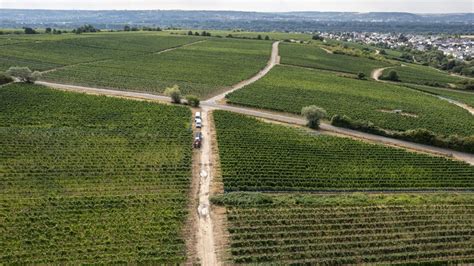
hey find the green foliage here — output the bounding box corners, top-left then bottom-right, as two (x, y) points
(0, 72), (13, 85)
(216, 192), (474, 264)
(280, 43), (392, 76)
(403, 84), (474, 107)
(164, 85), (182, 103)
(6, 66), (41, 83)
(0, 84), (192, 264)
(227, 65), (474, 137)
(331, 114), (474, 153)
(42, 37), (271, 97)
(357, 72), (366, 80)
(185, 94), (200, 107)
(382, 64), (468, 88)
(213, 111), (474, 192)
(385, 70), (400, 81)
(301, 105), (326, 129)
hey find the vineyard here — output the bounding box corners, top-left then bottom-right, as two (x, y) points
(227, 65), (474, 137)
(279, 42), (393, 76)
(212, 192), (474, 264)
(403, 84), (474, 108)
(0, 32), (198, 72)
(0, 84), (193, 263)
(213, 111), (474, 192)
(42, 37), (271, 97)
(382, 64), (468, 88)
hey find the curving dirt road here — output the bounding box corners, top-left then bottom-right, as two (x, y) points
(371, 66), (394, 81)
(204, 41), (280, 105)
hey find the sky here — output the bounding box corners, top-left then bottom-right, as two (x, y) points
(1, 0), (473, 13)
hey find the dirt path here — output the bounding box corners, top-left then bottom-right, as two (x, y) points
(436, 95), (474, 116)
(371, 66), (394, 81)
(196, 107), (218, 265)
(204, 41), (280, 104)
(320, 47), (333, 54)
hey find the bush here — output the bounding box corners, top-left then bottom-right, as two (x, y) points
(302, 105), (327, 129)
(185, 95), (200, 107)
(6, 67), (41, 83)
(385, 70), (400, 82)
(357, 72), (366, 80)
(0, 72), (14, 85)
(164, 85), (182, 104)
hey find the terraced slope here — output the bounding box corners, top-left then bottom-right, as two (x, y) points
(227, 65), (474, 137)
(280, 42), (393, 76)
(0, 84), (192, 264)
(214, 111), (474, 192)
(212, 193), (474, 265)
(43, 38), (272, 97)
(403, 84), (474, 107)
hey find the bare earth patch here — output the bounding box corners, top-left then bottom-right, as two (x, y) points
(379, 109), (419, 118)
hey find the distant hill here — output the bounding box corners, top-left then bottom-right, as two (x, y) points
(0, 9), (472, 33)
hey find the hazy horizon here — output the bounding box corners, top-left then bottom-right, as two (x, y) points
(1, 0), (472, 13)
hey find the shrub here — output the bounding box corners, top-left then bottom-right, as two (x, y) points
(6, 67), (41, 83)
(357, 72), (366, 80)
(164, 85), (182, 104)
(302, 105), (327, 129)
(0, 72), (14, 85)
(185, 95), (200, 107)
(385, 70), (400, 82)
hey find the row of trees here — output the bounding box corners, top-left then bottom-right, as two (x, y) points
(164, 85), (200, 107)
(124, 25), (162, 31)
(0, 67), (42, 85)
(188, 31), (212, 37)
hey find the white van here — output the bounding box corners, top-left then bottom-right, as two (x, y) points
(196, 118), (202, 128)
(195, 112), (201, 122)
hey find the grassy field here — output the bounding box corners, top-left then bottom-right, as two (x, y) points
(403, 84), (474, 107)
(382, 64), (469, 88)
(0, 84), (193, 264)
(279, 42), (393, 76)
(213, 111), (474, 192)
(42, 37), (271, 98)
(227, 65), (474, 137)
(212, 192), (474, 264)
(170, 30), (313, 41)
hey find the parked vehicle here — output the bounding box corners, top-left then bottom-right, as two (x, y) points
(193, 132), (202, 148)
(195, 112), (201, 122)
(196, 118), (202, 128)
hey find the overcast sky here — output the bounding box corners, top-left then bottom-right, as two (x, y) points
(1, 0), (473, 13)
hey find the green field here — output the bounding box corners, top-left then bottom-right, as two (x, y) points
(382, 64), (469, 88)
(227, 65), (474, 137)
(280, 42), (393, 76)
(212, 192), (474, 264)
(0, 84), (192, 263)
(403, 84), (474, 107)
(0, 32), (199, 71)
(214, 111), (474, 192)
(42, 37), (271, 97)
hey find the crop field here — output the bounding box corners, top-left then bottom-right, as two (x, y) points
(0, 33), (199, 72)
(0, 84), (192, 264)
(43, 38), (271, 97)
(227, 65), (474, 137)
(279, 42), (393, 76)
(212, 192), (474, 264)
(382, 64), (468, 88)
(403, 84), (474, 107)
(213, 111), (474, 192)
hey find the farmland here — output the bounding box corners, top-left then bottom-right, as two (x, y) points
(382, 64), (469, 88)
(43, 38), (271, 97)
(227, 65), (474, 137)
(0, 84), (192, 264)
(0, 33), (199, 71)
(279, 42), (393, 76)
(403, 84), (474, 107)
(213, 111), (474, 192)
(212, 192), (474, 265)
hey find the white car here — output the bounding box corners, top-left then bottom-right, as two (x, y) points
(196, 118), (202, 128)
(195, 112), (201, 122)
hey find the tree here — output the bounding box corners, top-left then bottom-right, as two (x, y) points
(23, 27), (37, 34)
(124, 25), (131, 31)
(188, 30), (193, 36)
(301, 105), (327, 129)
(45, 27), (52, 34)
(357, 72), (366, 80)
(185, 95), (200, 107)
(6, 67), (42, 83)
(386, 70), (400, 82)
(194, 32), (200, 36)
(257, 35), (262, 40)
(265, 35), (270, 40)
(379, 49), (387, 55)
(164, 85), (182, 104)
